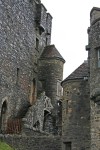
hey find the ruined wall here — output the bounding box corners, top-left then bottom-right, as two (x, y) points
(0, 0), (52, 131)
(88, 7), (100, 149)
(0, 134), (62, 150)
(62, 79), (90, 150)
(23, 91), (54, 133)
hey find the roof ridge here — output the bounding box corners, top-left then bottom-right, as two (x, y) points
(62, 62), (89, 84)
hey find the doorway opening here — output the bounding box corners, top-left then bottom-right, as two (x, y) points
(0, 101), (7, 133)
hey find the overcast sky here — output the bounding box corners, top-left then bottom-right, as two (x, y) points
(41, 0), (100, 79)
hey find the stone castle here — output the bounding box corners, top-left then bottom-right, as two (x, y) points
(0, 0), (100, 149)
(62, 7), (100, 150)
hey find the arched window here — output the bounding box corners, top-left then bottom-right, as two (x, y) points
(0, 101), (7, 133)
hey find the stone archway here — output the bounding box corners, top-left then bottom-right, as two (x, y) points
(0, 101), (7, 133)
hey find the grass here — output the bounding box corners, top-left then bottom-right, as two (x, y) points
(0, 141), (14, 150)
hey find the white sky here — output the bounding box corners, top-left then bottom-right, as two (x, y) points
(41, 0), (100, 79)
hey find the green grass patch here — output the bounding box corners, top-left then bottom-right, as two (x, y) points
(0, 141), (14, 150)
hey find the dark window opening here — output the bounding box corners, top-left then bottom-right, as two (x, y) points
(33, 121), (40, 130)
(16, 68), (19, 84)
(39, 28), (44, 35)
(46, 37), (48, 46)
(43, 112), (54, 133)
(32, 78), (36, 103)
(44, 110), (49, 118)
(64, 142), (72, 150)
(0, 101), (7, 133)
(2, 101), (7, 114)
(30, 78), (36, 105)
(36, 38), (39, 50)
(66, 100), (68, 114)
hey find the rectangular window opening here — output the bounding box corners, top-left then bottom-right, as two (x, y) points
(46, 37), (48, 46)
(66, 100), (68, 114)
(63, 142), (72, 150)
(16, 68), (19, 84)
(98, 49), (100, 68)
(36, 38), (39, 50)
(30, 78), (36, 105)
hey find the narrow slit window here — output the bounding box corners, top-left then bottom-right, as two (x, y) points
(36, 38), (39, 50)
(66, 100), (68, 114)
(16, 68), (19, 84)
(30, 78), (36, 105)
(46, 37), (48, 46)
(98, 49), (100, 67)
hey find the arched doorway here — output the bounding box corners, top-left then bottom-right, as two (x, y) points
(0, 101), (7, 133)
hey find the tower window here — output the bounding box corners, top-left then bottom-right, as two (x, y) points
(30, 78), (36, 105)
(36, 38), (39, 50)
(1, 101), (7, 133)
(66, 100), (68, 114)
(97, 49), (100, 67)
(46, 37), (48, 46)
(16, 68), (19, 84)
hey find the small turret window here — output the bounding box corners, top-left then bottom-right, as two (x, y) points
(36, 38), (39, 50)
(16, 68), (19, 84)
(98, 49), (100, 67)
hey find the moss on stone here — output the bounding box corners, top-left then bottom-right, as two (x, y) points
(0, 141), (14, 150)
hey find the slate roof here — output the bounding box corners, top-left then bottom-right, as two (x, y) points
(40, 45), (65, 63)
(62, 61), (89, 84)
(90, 7), (100, 17)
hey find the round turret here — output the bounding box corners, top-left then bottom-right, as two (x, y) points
(38, 45), (65, 106)
(38, 44), (65, 134)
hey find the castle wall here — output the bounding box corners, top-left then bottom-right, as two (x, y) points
(0, 0), (52, 128)
(0, 134), (62, 150)
(62, 79), (90, 150)
(88, 8), (100, 149)
(89, 19), (100, 99)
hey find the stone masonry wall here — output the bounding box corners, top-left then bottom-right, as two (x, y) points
(0, 0), (52, 127)
(0, 134), (62, 150)
(38, 59), (64, 107)
(38, 59), (64, 134)
(88, 8), (100, 149)
(89, 19), (100, 99)
(62, 79), (90, 150)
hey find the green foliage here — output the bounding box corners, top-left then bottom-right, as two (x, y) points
(0, 141), (14, 150)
